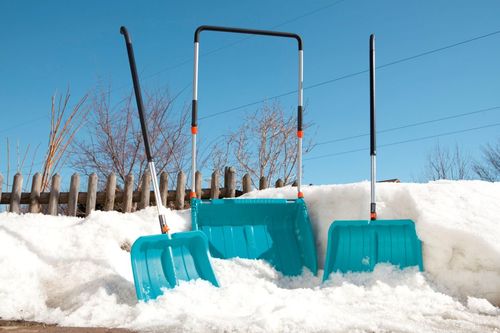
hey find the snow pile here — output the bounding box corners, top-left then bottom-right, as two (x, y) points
(247, 180), (500, 305)
(0, 181), (499, 332)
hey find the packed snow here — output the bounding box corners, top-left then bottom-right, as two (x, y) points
(0, 180), (499, 332)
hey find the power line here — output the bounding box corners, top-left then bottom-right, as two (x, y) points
(112, 0), (347, 94)
(315, 105), (500, 146)
(200, 28), (500, 121)
(305, 121), (500, 161)
(0, 115), (48, 135)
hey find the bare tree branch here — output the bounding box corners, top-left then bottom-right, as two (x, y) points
(70, 86), (190, 190)
(203, 101), (314, 187)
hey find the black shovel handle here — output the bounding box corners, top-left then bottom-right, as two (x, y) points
(120, 26), (169, 234)
(120, 26), (153, 163)
(370, 34), (377, 220)
(370, 34), (376, 157)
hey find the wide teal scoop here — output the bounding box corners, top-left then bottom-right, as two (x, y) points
(131, 230), (219, 301)
(323, 219), (423, 281)
(192, 198), (318, 276)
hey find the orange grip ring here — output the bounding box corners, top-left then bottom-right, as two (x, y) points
(190, 191), (197, 199)
(298, 191), (304, 198)
(191, 126), (198, 134)
(370, 212), (377, 220)
(161, 225), (170, 234)
(297, 130), (304, 138)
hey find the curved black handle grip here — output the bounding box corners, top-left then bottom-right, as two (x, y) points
(194, 25), (302, 50)
(192, 25), (304, 131)
(120, 26), (131, 43)
(120, 26), (153, 162)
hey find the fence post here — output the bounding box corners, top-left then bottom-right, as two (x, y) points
(68, 173), (80, 216)
(48, 173), (61, 215)
(259, 176), (268, 190)
(242, 174), (251, 194)
(160, 171), (168, 206)
(275, 179), (284, 188)
(222, 167), (229, 197)
(9, 173), (23, 213)
(211, 170), (219, 199)
(226, 167), (236, 198)
(29, 172), (42, 213)
(85, 173), (97, 216)
(0, 173), (3, 204)
(195, 171), (202, 199)
(175, 171), (185, 209)
(139, 170), (151, 210)
(123, 174), (134, 213)
(104, 173), (116, 211)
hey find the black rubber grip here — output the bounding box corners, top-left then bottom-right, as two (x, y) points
(297, 105), (303, 131)
(370, 34), (376, 156)
(194, 25), (302, 50)
(192, 100), (198, 127)
(120, 26), (153, 162)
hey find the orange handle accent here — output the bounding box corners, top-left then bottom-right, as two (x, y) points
(297, 130), (303, 138)
(161, 225), (170, 234)
(190, 191), (197, 199)
(298, 191), (304, 198)
(370, 212), (377, 220)
(191, 126), (198, 134)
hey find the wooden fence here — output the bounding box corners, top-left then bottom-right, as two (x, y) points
(0, 167), (294, 216)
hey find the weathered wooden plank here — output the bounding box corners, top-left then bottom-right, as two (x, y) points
(195, 171), (202, 199)
(226, 167), (236, 198)
(242, 174), (251, 194)
(0, 173), (3, 204)
(85, 173), (98, 216)
(210, 171), (219, 199)
(0, 187), (247, 208)
(9, 173), (23, 213)
(139, 171), (151, 210)
(275, 179), (284, 188)
(159, 171), (168, 206)
(48, 174), (61, 215)
(175, 171), (185, 210)
(104, 173), (116, 211)
(29, 173), (42, 213)
(68, 173), (80, 216)
(123, 174), (134, 213)
(259, 176), (268, 190)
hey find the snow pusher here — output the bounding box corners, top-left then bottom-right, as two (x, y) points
(323, 35), (423, 280)
(120, 26), (219, 301)
(189, 26), (317, 276)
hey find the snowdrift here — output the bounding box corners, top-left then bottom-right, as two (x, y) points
(0, 181), (499, 332)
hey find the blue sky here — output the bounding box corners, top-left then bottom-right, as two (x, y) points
(1, 0), (500, 188)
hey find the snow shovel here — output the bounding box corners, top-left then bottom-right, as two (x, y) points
(323, 35), (423, 280)
(189, 26), (317, 276)
(120, 26), (219, 301)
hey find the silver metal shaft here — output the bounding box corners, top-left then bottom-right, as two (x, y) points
(370, 155), (376, 206)
(148, 161), (165, 217)
(297, 49), (304, 195)
(192, 42), (199, 194)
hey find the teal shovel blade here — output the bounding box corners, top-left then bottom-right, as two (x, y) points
(323, 219), (423, 281)
(192, 198), (317, 276)
(131, 230), (219, 301)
